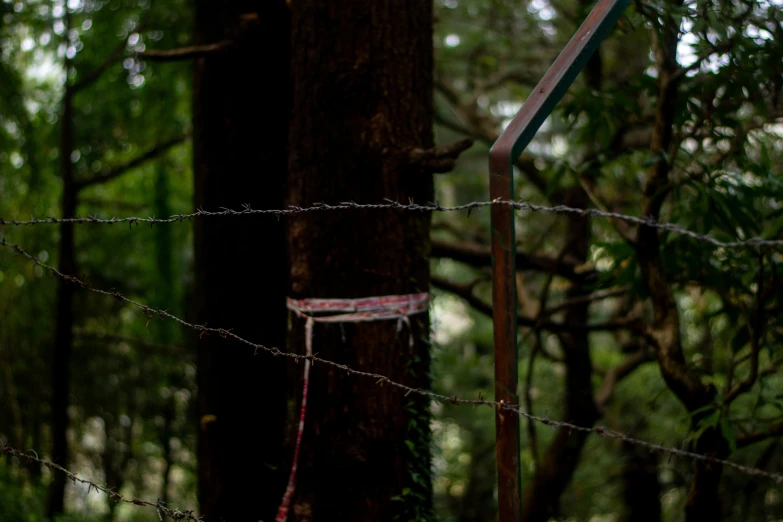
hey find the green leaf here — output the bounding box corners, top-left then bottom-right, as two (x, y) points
(690, 410), (721, 442)
(720, 416), (737, 453)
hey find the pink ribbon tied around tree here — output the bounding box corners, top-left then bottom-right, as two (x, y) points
(275, 292), (430, 522)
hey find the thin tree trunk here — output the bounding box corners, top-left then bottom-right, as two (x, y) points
(522, 189), (597, 522)
(622, 441), (661, 522)
(30, 405), (42, 482)
(159, 400), (174, 508)
(193, 2), (290, 521)
(153, 161), (175, 346)
(286, 2), (435, 519)
(456, 444), (496, 522)
(47, 84), (76, 520)
(683, 428), (728, 522)
(521, 27), (601, 519)
(153, 162), (175, 509)
(636, 9), (727, 520)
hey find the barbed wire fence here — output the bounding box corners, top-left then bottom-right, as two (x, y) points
(1, 198), (782, 520)
(2, 198), (783, 249)
(0, 444), (201, 521)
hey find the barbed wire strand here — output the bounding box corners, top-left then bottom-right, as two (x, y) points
(1, 199), (782, 249)
(0, 443), (201, 521)
(2, 236), (783, 486)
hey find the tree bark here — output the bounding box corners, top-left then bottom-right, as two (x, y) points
(193, 2), (290, 521)
(286, 1), (435, 519)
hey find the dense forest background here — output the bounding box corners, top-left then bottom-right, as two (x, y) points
(1, 0), (783, 521)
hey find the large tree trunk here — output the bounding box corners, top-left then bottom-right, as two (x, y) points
(286, 1), (435, 519)
(193, 2), (290, 520)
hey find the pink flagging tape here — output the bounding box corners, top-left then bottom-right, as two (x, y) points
(275, 317), (313, 522)
(287, 293), (430, 314)
(275, 292), (430, 522)
(287, 292), (430, 346)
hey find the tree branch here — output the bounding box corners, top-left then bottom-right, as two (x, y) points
(434, 110), (478, 139)
(576, 175), (637, 245)
(71, 37), (232, 94)
(467, 66), (541, 110)
(520, 246), (568, 469)
(136, 41), (232, 62)
(406, 138), (474, 173)
(544, 285), (631, 316)
(737, 422), (783, 449)
(430, 274), (638, 333)
(670, 38), (736, 82)
(75, 134), (189, 191)
(74, 330), (187, 355)
(70, 39), (129, 94)
(594, 349), (653, 412)
(524, 336), (542, 466)
(725, 255), (767, 403)
(434, 76), (549, 194)
(479, 67), (540, 92)
(430, 239), (596, 283)
(637, 19), (714, 412)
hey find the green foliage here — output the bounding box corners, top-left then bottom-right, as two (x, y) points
(1, 0), (782, 520)
(431, 0), (783, 520)
(0, 0), (195, 519)
(0, 464), (103, 522)
(0, 465), (47, 522)
(396, 333), (436, 522)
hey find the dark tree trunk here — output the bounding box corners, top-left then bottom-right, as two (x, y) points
(622, 441), (661, 522)
(683, 428), (729, 522)
(30, 404), (42, 482)
(153, 161), (175, 346)
(456, 445), (496, 522)
(102, 410), (134, 522)
(193, 1), (290, 521)
(522, 189), (597, 522)
(159, 397), (175, 508)
(286, 1), (435, 519)
(47, 86), (76, 520)
(153, 162), (175, 509)
(636, 6), (728, 520)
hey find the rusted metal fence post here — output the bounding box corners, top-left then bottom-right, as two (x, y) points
(488, 1), (630, 520)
